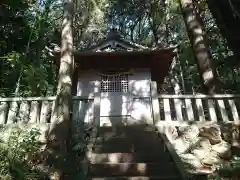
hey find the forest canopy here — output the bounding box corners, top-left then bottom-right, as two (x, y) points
(0, 0), (240, 96)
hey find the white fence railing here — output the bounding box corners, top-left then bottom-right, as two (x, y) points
(158, 94), (240, 124)
(0, 96), (93, 124)
(1, 94), (240, 125)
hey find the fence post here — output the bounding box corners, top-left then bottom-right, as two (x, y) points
(151, 81), (161, 125)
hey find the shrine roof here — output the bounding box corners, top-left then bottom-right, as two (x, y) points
(86, 27), (148, 52)
(50, 27), (177, 56)
(49, 28), (177, 81)
(51, 29), (176, 81)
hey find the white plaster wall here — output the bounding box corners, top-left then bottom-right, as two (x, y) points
(128, 69), (152, 124)
(100, 92), (129, 116)
(77, 70), (100, 97)
(75, 69), (153, 126)
(100, 69), (153, 126)
(74, 70), (100, 125)
(129, 69), (151, 97)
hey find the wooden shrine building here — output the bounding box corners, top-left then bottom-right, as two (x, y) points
(52, 28), (176, 126)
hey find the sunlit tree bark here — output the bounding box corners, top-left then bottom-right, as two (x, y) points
(48, 0), (74, 179)
(178, 0), (220, 94)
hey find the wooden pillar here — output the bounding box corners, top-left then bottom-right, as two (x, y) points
(151, 81), (161, 125)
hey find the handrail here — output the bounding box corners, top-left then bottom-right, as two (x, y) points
(157, 94), (240, 99)
(1, 94), (240, 101)
(155, 94), (240, 124)
(0, 96), (95, 124)
(0, 96), (94, 102)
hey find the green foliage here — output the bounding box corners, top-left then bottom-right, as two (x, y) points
(0, 127), (48, 180)
(0, 0), (240, 96)
(22, 65), (49, 96)
(67, 125), (94, 179)
(0, 0), (59, 97)
(207, 156), (240, 179)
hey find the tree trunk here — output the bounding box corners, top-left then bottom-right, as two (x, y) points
(178, 0), (219, 94)
(48, 1), (74, 179)
(170, 58), (182, 95)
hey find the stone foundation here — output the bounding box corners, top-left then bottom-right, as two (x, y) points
(156, 122), (240, 174)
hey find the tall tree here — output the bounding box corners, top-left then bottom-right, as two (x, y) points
(48, 0), (74, 179)
(178, 0), (219, 94)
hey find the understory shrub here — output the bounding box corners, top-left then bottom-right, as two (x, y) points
(67, 124), (94, 179)
(0, 124), (95, 180)
(0, 126), (48, 180)
(207, 156), (240, 180)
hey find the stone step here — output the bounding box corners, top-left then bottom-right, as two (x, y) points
(91, 136), (163, 147)
(89, 162), (179, 177)
(96, 131), (159, 141)
(90, 176), (180, 180)
(89, 152), (172, 163)
(98, 125), (155, 131)
(86, 126), (181, 179)
(97, 127), (157, 137)
(92, 143), (166, 153)
(98, 125), (156, 133)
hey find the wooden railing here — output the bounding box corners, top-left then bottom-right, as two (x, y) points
(0, 96), (94, 125)
(157, 94), (240, 125)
